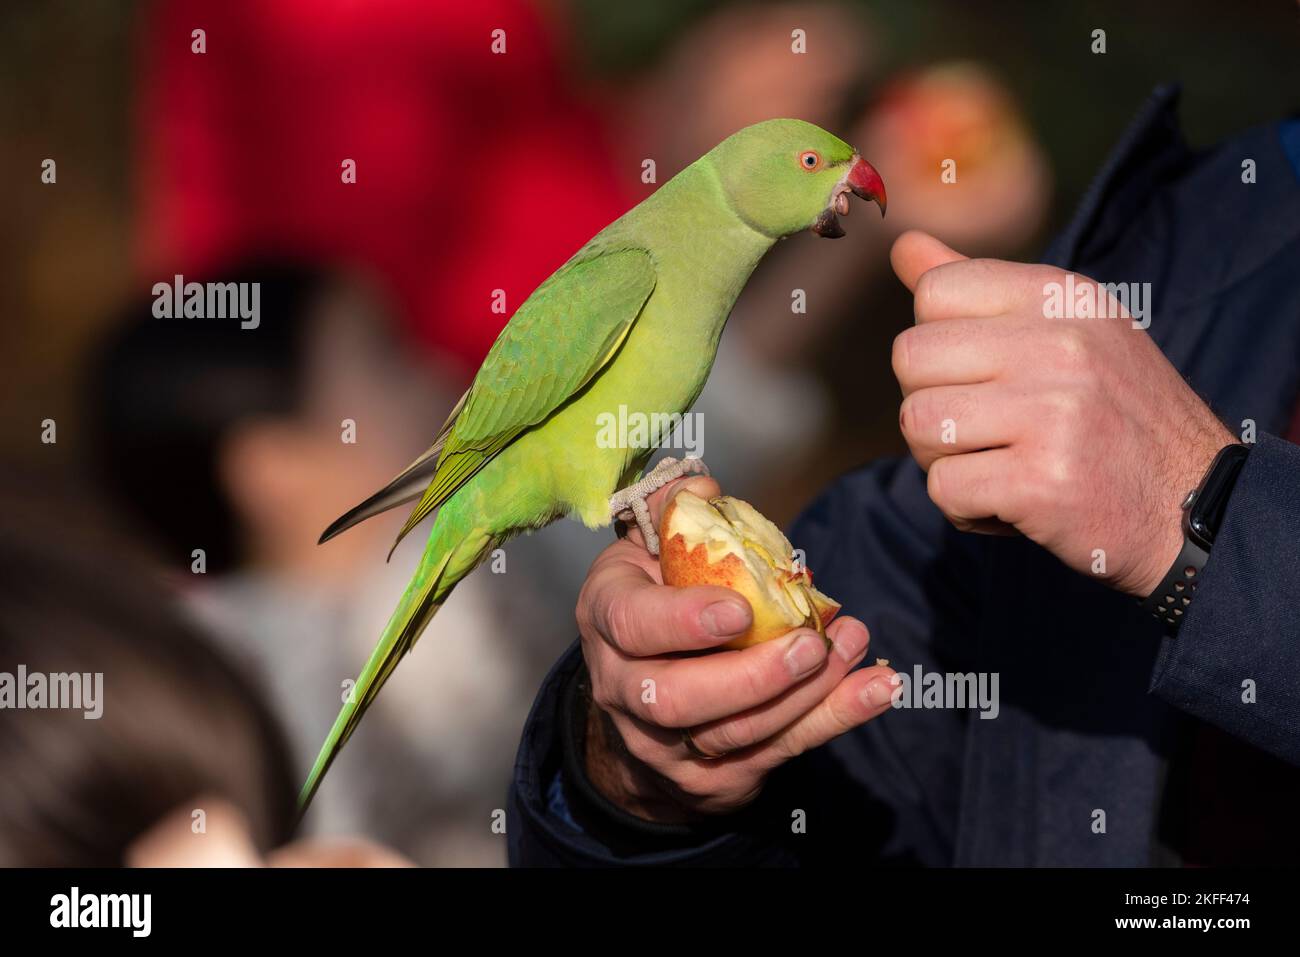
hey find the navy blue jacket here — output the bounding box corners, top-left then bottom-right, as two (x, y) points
(508, 87), (1300, 866)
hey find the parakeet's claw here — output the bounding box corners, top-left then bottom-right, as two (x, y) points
(609, 456), (710, 555)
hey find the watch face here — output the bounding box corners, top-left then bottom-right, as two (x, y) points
(1186, 509), (1217, 550)
(1186, 445), (1250, 549)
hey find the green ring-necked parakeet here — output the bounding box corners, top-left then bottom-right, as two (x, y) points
(300, 118), (886, 809)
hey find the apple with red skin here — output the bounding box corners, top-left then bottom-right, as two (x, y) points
(658, 491), (840, 650)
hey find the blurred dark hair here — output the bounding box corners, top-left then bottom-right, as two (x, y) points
(85, 262), (330, 574)
(0, 475), (298, 865)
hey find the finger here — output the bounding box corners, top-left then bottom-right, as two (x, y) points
(606, 657), (894, 809)
(125, 798), (263, 867)
(892, 316), (1024, 396)
(686, 617), (872, 756)
(899, 383), (1020, 471)
(581, 550), (753, 655)
(602, 707), (764, 810)
(602, 706), (765, 815)
(603, 706), (684, 769)
(959, 518), (1019, 536)
(621, 475), (721, 551)
(911, 258), (1064, 324)
(614, 627), (833, 728)
(751, 664), (898, 771)
(890, 230), (968, 292)
(925, 447), (1023, 528)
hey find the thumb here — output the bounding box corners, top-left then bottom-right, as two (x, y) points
(890, 230), (969, 292)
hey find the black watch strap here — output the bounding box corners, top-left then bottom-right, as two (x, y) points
(1140, 536), (1208, 630)
(1140, 441), (1248, 634)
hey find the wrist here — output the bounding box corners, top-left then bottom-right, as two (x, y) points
(1134, 424), (1241, 600)
(584, 699), (703, 825)
(555, 657), (740, 855)
(1137, 508), (1191, 601)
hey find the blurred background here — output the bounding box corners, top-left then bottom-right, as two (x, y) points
(0, 0), (1297, 866)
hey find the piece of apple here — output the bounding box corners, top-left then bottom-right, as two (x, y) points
(658, 491), (840, 650)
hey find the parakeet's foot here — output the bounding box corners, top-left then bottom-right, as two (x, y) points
(609, 456), (711, 556)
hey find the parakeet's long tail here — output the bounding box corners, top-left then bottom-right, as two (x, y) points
(298, 518), (498, 813)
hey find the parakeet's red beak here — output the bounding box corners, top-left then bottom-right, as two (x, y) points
(812, 154), (887, 238)
(846, 155), (887, 217)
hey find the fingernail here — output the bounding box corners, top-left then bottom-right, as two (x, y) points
(784, 632), (827, 678)
(861, 677), (896, 709)
(834, 623), (869, 664)
(701, 600), (750, 637)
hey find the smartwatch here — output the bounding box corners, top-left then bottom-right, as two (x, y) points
(1141, 442), (1249, 632)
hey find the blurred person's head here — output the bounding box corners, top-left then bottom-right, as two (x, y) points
(625, 2), (876, 172)
(0, 484), (297, 865)
(853, 62), (1050, 254)
(86, 263), (437, 584)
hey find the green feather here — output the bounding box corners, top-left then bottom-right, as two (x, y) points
(390, 248), (656, 550)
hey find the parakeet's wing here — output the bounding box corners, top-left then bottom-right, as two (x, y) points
(391, 246), (657, 546)
(320, 246), (657, 549)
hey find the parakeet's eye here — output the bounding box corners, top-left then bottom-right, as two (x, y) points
(798, 150), (822, 171)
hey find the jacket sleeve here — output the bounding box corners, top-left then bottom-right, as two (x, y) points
(508, 457), (987, 866)
(1150, 432), (1300, 765)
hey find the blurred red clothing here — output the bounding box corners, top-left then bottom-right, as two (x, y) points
(135, 0), (628, 374)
